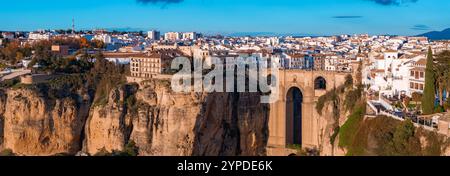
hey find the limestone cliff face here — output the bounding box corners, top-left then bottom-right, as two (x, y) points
(84, 82), (205, 156)
(84, 81), (270, 156)
(0, 80), (270, 156)
(316, 101), (348, 156)
(314, 88), (357, 156)
(0, 90), (6, 151)
(0, 88), (91, 156)
(128, 83), (205, 156)
(84, 87), (133, 154)
(192, 92), (269, 156)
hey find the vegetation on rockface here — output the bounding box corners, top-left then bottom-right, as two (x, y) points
(422, 47), (436, 115)
(0, 149), (15, 156)
(316, 72), (362, 115)
(89, 53), (128, 107)
(1, 52), (128, 108)
(93, 141), (139, 156)
(341, 116), (448, 156)
(0, 78), (20, 89)
(316, 87), (341, 146)
(286, 144), (320, 156)
(316, 61), (367, 153)
(316, 71), (364, 147)
(338, 104), (366, 151)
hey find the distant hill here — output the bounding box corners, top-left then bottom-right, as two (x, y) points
(417, 28), (450, 40)
(225, 32), (318, 37)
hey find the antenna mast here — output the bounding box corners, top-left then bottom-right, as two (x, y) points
(72, 18), (75, 34)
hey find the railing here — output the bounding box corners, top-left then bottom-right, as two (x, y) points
(379, 111), (436, 131)
(367, 100), (436, 131)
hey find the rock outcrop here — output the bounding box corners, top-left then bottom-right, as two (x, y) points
(0, 88), (91, 156)
(192, 92), (269, 156)
(84, 87), (133, 154)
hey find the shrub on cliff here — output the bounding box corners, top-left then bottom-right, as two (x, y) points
(93, 147), (112, 156)
(0, 78), (20, 89)
(93, 141), (139, 157)
(89, 56), (127, 107)
(389, 120), (422, 156)
(120, 141), (139, 156)
(0, 149), (15, 156)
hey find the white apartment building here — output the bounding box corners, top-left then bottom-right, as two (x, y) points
(266, 37), (281, 46)
(367, 50), (427, 98)
(2, 32), (15, 40)
(408, 58), (427, 96)
(324, 55), (340, 71)
(93, 34), (112, 44)
(28, 32), (51, 40)
(182, 32), (197, 40)
(165, 32), (181, 41)
(147, 30), (160, 40)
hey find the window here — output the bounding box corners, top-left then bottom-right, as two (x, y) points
(419, 84), (424, 90)
(420, 72), (424, 78)
(411, 71), (415, 77)
(410, 83), (414, 89)
(314, 77), (327, 90)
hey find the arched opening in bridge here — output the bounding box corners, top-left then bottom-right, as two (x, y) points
(314, 77), (327, 90)
(286, 87), (303, 146)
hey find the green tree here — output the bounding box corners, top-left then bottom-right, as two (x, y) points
(392, 120), (420, 156)
(422, 47), (436, 115)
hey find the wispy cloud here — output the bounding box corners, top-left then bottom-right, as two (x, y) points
(333, 16), (363, 19)
(411, 24), (431, 31)
(367, 0), (418, 6)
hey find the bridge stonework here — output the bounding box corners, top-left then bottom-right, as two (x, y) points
(267, 70), (349, 156)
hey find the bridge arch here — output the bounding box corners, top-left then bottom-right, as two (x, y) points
(285, 86), (303, 146)
(267, 70), (352, 155)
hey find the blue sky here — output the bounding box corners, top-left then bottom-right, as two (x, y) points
(1, 0), (449, 35)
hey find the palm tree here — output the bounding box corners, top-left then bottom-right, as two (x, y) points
(435, 51), (450, 107)
(434, 63), (447, 106)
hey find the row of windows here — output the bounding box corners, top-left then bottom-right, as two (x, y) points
(131, 63), (161, 67)
(131, 73), (154, 78)
(131, 59), (160, 63)
(410, 82), (424, 91)
(410, 71), (424, 79)
(131, 68), (160, 73)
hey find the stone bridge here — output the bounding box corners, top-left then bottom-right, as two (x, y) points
(267, 69), (350, 155)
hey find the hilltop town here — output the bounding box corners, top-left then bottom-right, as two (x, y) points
(1, 29), (450, 156)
